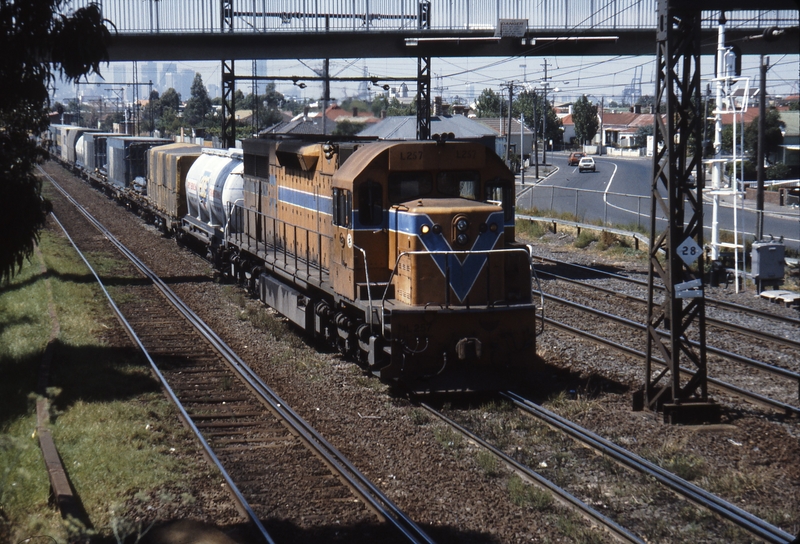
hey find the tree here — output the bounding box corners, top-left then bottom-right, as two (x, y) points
(238, 84), (285, 132)
(386, 97), (413, 116)
(371, 94), (389, 118)
(743, 108), (784, 164)
(511, 89), (562, 149)
(159, 88), (181, 112)
(474, 88), (504, 118)
(636, 124), (654, 148)
(332, 119), (365, 136)
(1, 1), (110, 282)
(572, 95), (599, 145)
(183, 73), (212, 127)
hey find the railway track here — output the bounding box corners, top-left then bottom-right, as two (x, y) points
(418, 394), (796, 544)
(533, 253), (800, 328)
(531, 253), (800, 414)
(44, 168), (434, 544)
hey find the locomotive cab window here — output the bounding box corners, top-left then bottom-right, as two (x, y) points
(358, 181), (383, 227)
(438, 170), (480, 200)
(388, 172), (432, 203)
(485, 180), (513, 222)
(332, 187), (352, 227)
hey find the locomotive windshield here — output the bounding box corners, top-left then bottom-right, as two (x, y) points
(388, 172), (433, 203)
(485, 179), (513, 222)
(437, 170), (480, 200)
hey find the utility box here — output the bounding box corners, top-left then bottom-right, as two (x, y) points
(751, 241), (785, 281)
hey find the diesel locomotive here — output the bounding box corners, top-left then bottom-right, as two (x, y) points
(47, 125), (541, 391)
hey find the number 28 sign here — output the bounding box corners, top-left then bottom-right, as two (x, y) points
(677, 237), (702, 265)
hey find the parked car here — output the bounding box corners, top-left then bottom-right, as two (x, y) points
(578, 157), (596, 173)
(568, 152), (585, 166)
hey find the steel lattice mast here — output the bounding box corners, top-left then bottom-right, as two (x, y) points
(642, 0), (718, 424)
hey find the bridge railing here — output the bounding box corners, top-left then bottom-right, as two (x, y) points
(65, 1), (796, 33)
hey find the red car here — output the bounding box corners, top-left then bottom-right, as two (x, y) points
(568, 152), (585, 166)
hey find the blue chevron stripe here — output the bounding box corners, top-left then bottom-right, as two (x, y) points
(389, 209), (505, 302)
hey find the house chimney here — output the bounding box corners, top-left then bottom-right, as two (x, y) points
(352, 107), (358, 117)
(381, 109), (387, 119)
(634, 104), (641, 114)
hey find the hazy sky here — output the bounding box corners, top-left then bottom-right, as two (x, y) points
(57, 50), (798, 107)
(123, 52), (797, 105)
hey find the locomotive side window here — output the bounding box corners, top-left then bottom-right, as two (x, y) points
(388, 172), (432, 203)
(485, 180), (513, 222)
(332, 187), (352, 227)
(358, 181), (383, 227)
(437, 171), (480, 200)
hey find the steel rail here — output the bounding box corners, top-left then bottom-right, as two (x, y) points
(45, 171), (435, 544)
(417, 403), (645, 544)
(501, 392), (796, 544)
(532, 254), (800, 327)
(542, 292), (800, 386)
(541, 315), (800, 416)
(537, 267), (800, 351)
(47, 211), (276, 544)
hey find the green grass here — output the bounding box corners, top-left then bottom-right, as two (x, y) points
(0, 229), (218, 543)
(475, 450), (502, 477)
(641, 439), (708, 482)
(507, 474), (553, 510)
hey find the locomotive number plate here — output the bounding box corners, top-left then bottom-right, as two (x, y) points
(389, 144), (485, 171)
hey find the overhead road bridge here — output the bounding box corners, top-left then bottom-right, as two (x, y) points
(63, 0), (799, 60)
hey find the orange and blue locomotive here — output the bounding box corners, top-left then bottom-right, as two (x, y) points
(228, 135), (539, 390)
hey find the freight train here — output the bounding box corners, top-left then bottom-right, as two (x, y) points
(46, 125), (541, 391)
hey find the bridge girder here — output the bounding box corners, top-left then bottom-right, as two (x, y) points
(107, 27), (798, 62)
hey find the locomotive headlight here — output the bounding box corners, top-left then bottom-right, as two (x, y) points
(457, 233), (469, 246)
(489, 222), (498, 232)
(420, 224), (431, 235)
(456, 218), (469, 232)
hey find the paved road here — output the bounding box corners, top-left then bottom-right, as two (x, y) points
(516, 151), (800, 253)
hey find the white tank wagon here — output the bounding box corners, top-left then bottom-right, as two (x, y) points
(185, 148), (244, 229)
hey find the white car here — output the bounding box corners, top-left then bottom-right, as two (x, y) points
(578, 157), (596, 173)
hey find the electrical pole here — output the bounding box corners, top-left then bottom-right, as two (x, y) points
(533, 91), (539, 179)
(756, 55), (768, 242)
(505, 81), (514, 165)
(520, 112), (525, 185)
(541, 60), (551, 166)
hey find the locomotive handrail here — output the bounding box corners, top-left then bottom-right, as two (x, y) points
(231, 203), (332, 283)
(353, 244), (375, 332)
(381, 247), (533, 332)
